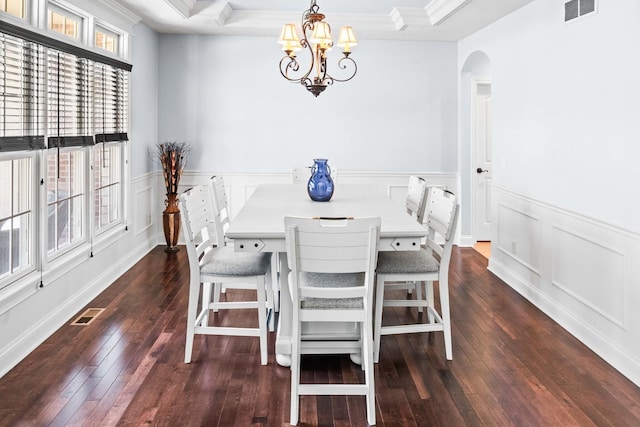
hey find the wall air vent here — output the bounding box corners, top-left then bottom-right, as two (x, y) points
(565, 0), (596, 22)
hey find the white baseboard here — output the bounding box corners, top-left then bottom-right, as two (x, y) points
(488, 186), (640, 388)
(489, 257), (640, 386)
(458, 234), (475, 247)
(0, 237), (156, 378)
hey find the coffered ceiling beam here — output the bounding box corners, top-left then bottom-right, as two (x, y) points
(426, 0), (472, 25)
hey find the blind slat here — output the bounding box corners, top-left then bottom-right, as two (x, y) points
(1, 28), (129, 153)
(0, 32), (46, 152)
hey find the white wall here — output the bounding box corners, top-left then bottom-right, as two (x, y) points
(458, 0), (640, 385)
(130, 22), (159, 177)
(459, 0), (640, 232)
(157, 35), (459, 173)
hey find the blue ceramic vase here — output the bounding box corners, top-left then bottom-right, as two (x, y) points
(307, 159), (334, 202)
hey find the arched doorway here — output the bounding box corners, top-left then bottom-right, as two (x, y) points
(460, 51), (492, 255)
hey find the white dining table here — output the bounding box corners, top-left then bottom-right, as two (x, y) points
(225, 183), (427, 366)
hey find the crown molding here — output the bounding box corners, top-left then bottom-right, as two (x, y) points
(425, 0), (472, 25)
(86, 0), (141, 30)
(390, 7), (430, 31)
(163, 0), (196, 19)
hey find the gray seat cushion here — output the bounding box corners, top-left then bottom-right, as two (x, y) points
(376, 249), (439, 275)
(200, 246), (271, 276)
(299, 272), (365, 310)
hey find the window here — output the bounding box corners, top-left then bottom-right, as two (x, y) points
(93, 143), (120, 231)
(0, 156), (33, 280)
(47, 4), (81, 40)
(95, 26), (118, 54)
(1, 0), (25, 19)
(46, 149), (84, 254)
(46, 48), (92, 257)
(93, 61), (128, 233)
(1, 7), (130, 286)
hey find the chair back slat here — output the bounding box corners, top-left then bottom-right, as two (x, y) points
(406, 176), (428, 223)
(209, 176), (230, 246)
(302, 286), (365, 299)
(180, 185), (215, 259)
(286, 217), (379, 274)
(426, 187), (458, 241)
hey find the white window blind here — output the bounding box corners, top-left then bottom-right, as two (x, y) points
(0, 32), (46, 151)
(94, 62), (128, 143)
(47, 49), (94, 147)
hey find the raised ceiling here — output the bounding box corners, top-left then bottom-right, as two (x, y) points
(113, 0), (536, 41)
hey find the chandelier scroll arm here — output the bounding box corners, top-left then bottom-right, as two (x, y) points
(327, 56), (358, 83)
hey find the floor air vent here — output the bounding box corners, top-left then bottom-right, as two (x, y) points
(70, 308), (105, 326)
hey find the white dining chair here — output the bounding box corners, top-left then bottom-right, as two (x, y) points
(210, 175), (279, 326)
(180, 184), (273, 365)
(385, 176), (430, 301)
(285, 216), (380, 426)
(406, 175), (429, 224)
(373, 187), (459, 362)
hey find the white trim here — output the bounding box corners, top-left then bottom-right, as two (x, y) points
(489, 257), (640, 387)
(489, 186), (640, 387)
(426, 0), (472, 25)
(470, 76), (491, 244)
(0, 234), (155, 378)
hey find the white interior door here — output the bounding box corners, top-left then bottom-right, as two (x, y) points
(473, 81), (492, 241)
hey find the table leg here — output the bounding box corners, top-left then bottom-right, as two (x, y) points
(275, 251), (292, 367)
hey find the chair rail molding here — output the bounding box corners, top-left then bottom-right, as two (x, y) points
(488, 185), (640, 387)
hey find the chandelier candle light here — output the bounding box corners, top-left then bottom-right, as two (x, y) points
(278, 0), (358, 97)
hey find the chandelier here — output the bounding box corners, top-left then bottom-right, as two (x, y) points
(277, 0), (358, 97)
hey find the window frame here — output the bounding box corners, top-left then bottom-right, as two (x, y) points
(46, 1), (83, 41)
(44, 145), (88, 261)
(0, 0), (26, 19)
(0, 151), (38, 290)
(94, 23), (119, 55)
(92, 141), (123, 235)
(0, 0), (131, 289)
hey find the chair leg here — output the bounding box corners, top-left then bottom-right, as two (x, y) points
(415, 280), (423, 313)
(439, 276), (453, 360)
(290, 319), (300, 425)
(202, 282), (212, 325)
(363, 314), (376, 425)
(256, 276), (269, 365)
(426, 280), (435, 324)
(271, 254), (280, 313)
(213, 283), (222, 312)
(265, 263), (275, 333)
(184, 280), (201, 363)
(373, 275), (385, 363)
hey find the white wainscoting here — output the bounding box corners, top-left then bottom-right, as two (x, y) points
(0, 173), (158, 378)
(489, 185), (640, 387)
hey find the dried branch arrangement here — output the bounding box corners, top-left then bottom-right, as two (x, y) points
(153, 142), (191, 195)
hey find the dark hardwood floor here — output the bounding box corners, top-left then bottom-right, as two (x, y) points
(1, 246), (639, 426)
